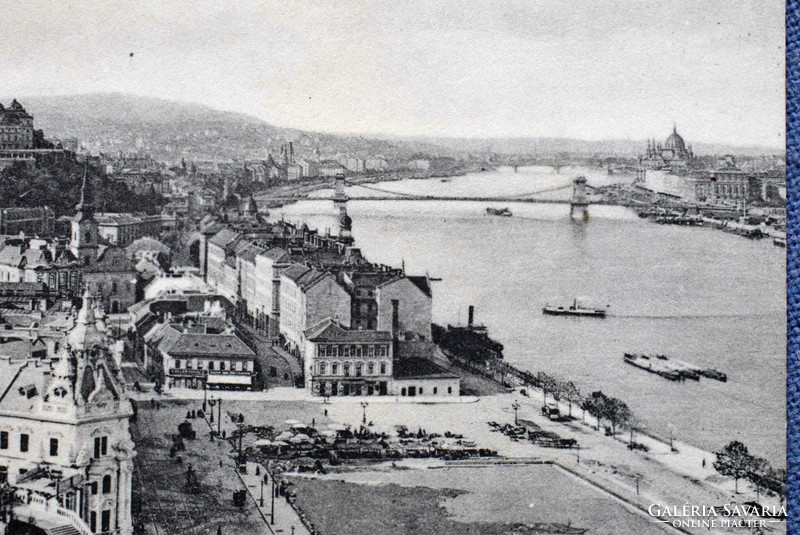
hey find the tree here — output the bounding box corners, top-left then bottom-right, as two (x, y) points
(749, 456), (771, 502)
(606, 398), (632, 435)
(713, 441), (755, 493)
(561, 381), (582, 418)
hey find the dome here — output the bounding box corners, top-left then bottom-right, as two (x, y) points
(67, 291), (105, 351)
(664, 125), (687, 153)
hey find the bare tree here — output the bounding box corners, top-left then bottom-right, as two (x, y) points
(713, 441), (755, 494)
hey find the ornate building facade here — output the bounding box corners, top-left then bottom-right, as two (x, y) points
(0, 292), (136, 535)
(639, 125), (697, 170)
(0, 100), (34, 151)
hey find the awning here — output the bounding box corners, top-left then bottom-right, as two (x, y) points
(207, 374), (252, 385)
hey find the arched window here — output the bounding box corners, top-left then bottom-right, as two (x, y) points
(102, 474), (112, 494)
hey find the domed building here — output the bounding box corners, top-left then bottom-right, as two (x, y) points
(639, 125), (697, 170)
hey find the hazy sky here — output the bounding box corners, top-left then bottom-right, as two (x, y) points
(1, 0), (786, 148)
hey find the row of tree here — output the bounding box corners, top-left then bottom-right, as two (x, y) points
(535, 372), (637, 438)
(714, 441), (786, 500)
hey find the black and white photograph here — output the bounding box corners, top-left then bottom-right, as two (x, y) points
(0, 2), (787, 534)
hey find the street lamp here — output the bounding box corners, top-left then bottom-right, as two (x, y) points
(360, 401), (369, 424)
(511, 400), (520, 425)
(203, 380), (208, 413)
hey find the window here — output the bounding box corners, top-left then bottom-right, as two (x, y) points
(174, 360), (181, 369)
(208, 362), (214, 371)
(49, 438), (58, 456)
(102, 475), (112, 494)
(368, 345), (375, 357)
(331, 363), (339, 375)
(368, 362), (374, 375)
(112, 281), (118, 293)
(380, 362), (387, 375)
(319, 362), (327, 375)
(220, 362), (226, 371)
(342, 345), (350, 357)
(94, 436), (108, 458)
(356, 364), (363, 377)
(197, 361), (204, 370)
(242, 361), (248, 371)
(419, 388), (423, 395)
(90, 482), (98, 495)
(90, 512), (97, 532)
(433, 387), (438, 395)
(101, 509), (111, 532)
(448, 386), (452, 394)
(0, 431), (7, 450)
(19, 434), (28, 452)
(343, 363), (351, 377)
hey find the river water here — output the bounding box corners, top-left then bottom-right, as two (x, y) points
(270, 166), (786, 466)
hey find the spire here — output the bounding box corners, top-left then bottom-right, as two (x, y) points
(67, 289), (104, 352)
(75, 162), (94, 216)
(673, 122), (677, 134)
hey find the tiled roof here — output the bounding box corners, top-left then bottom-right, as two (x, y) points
(208, 228), (241, 248)
(392, 357), (459, 380)
(304, 318), (391, 343)
(160, 329), (254, 358)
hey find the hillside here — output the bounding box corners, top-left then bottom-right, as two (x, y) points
(10, 93), (780, 163)
(15, 93), (449, 164)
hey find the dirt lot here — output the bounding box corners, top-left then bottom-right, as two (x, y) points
(131, 400), (267, 535)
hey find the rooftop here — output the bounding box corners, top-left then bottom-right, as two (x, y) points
(393, 357), (460, 380)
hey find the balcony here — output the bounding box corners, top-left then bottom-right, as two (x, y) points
(12, 488), (95, 535)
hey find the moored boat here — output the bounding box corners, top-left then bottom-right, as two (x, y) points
(486, 207), (512, 217)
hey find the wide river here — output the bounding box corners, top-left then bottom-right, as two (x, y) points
(269, 166), (786, 466)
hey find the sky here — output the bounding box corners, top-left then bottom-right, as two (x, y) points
(0, 0), (786, 148)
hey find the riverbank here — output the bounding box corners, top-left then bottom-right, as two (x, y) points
(147, 389), (784, 535)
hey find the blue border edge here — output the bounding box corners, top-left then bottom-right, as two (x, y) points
(788, 0), (797, 533)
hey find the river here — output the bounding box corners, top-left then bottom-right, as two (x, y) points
(268, 166), (786, 467)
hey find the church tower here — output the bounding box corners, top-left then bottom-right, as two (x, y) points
(70, 165), (99, 265)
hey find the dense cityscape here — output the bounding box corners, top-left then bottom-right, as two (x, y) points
(0, 87), (787, 535)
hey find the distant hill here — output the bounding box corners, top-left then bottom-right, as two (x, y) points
(15, 93), (450, 164)
(10, 93), (781, 163)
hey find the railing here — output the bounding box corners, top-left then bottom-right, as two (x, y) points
(14, 488), (95, 535)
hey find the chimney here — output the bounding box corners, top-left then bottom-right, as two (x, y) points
(467, 305), (474, 327)
(391, 299), (399, 340)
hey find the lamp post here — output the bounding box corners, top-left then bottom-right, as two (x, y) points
(270, 462), (275, 525)
(259, 474), (265, 507)
(360, 401), (368, 424)
(217, 397), (222, 436)
(511, 400), (520, 425)
(203, 380), (208, 413)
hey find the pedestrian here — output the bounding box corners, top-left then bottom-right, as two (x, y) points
(217, 526), (222, 535)
(324, 409), (328, 417)
(702, 458), (706, 468)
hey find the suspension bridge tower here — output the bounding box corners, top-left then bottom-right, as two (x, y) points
(570, 176), (589, 221)
(333, 174), (354, 244)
